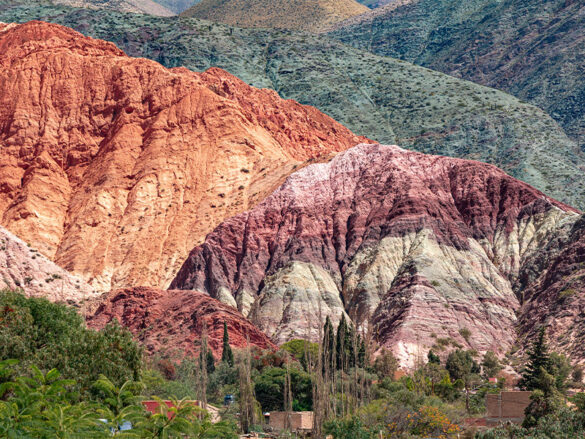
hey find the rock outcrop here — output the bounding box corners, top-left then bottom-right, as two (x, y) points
(518, 215), (585, 363)
(0, 20), (366, 292)
(87, 287), (276, 358)
(0, 225), (98, 304)
(171, 143), (580, 365)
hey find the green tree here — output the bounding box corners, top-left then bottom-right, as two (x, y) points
(427, 350), (441, 365)
(522, 368), (563, 428)
(0, 290), (142, 396)
(549, 352), (571, 393)
(482, 351), (502, 379)
(446, 349), (481, 412)
(205, 351), (215, 375)
(373, 349), (399, 379)
(322, 316), (336, 373)
(519, 327), (552, 391)
(281, 339), (318, 371)
(221, 321), (234, 367)
(254, 366), (312, 412)
(358, 339), (367, 368)
(323, 416), (376, 439)
(336, 315), (348, 370)
(345, 323), (356, 368)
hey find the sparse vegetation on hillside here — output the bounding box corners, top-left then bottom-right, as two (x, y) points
(181, 0), (368, 33)
(330, 0), (585, 150)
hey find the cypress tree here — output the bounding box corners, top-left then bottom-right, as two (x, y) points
(519, 326), (552, 391)
(206, 350), (216, 374)
(345, 323), (355, 368)
(357, 338), (366, 368)
(322, 316), (335, 373)
(336, 315), (347, 370)
(221, 321), (234, 367)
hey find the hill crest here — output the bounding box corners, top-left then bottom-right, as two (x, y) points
(182, 0), (369, 32)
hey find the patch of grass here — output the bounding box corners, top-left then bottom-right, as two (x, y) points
(559, 288), (577, 299)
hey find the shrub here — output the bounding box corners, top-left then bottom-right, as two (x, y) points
(0, 290), (142, 397)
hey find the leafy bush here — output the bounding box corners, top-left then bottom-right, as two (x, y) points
(254, 366), (312, 412)
(0, 290), (142, 396)
(324, 416), (378, 439)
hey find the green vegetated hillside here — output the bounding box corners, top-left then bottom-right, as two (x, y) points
(1, 1), (584, 209)
(181, 0), (368, 33)
(329, 0), (585, 149)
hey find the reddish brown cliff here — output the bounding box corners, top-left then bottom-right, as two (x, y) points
(171, 143), (580, 365)
(87, 287), (275, 358)
(0, 20), (367, 294)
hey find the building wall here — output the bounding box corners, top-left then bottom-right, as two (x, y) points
(486, 391), (531, 426)
(270, 411), (314, 431)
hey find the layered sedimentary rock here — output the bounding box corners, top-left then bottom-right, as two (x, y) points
(172, 143), (580, 366)
(518, 215), (585, 363)
(87, 287), (275, 357)
(0, 225), (98, 304)
(0, 20), (366, 292)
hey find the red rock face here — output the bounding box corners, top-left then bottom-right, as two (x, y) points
(171, 143), (580, 365)
(0, 20), (367, 294)
(86, 287), (276, 358)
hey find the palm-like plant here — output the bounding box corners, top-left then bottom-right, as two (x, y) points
(0, 364), (108, 438)
(133, 396), (197, 438)
(92, 374), (146, 436)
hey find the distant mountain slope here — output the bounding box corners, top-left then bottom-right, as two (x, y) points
(1, 3), (584, 210)
(329, 0), (585, 149)
(153, 0), (198, 13)
(170, 143), (580, 364)
(181, 0), (368, 32)
(53, 0), (175, 15)
(355, 0), (407, 9)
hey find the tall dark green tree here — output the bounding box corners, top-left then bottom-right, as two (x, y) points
(336, 315), (348, 370)
(199, 343), (215, 375)
(345, 323), (356, 368)
(357, 338), (366, 368)
(519, 327), (552, 391)
(322, 316), (336, 374)
(221, 321), (234, 367)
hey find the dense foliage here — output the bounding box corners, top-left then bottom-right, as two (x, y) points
(0, 361), (238, 438)
(0, 290), (141, 397)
